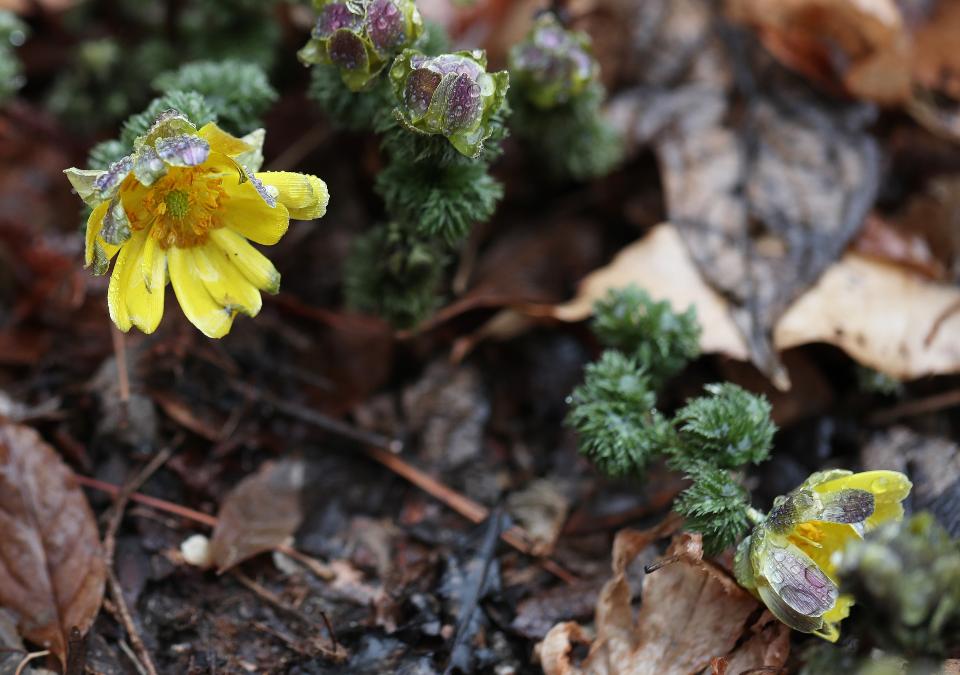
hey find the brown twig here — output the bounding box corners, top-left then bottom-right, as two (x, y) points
(231, 570), (345, 662)
(101, 447), (176, 675)
(76, 475), (218, 528)
(233, 382), (404, 453)
(110, 325), (131, 405)
(14, 650), (50, 675)
(867, 387), (960, 425)
(363, 445), (579, 584)
(265, 122), (332, 172)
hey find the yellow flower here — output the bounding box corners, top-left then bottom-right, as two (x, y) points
(65, 112), (329, 338)
(734, 469), (912, 642)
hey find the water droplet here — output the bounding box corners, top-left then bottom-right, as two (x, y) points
(804, 567), (827, 588)
(773, 551), (785, 562)
(385, 2), (399, 16)
(377, 18), (387, 30)
(871, 477), (890, 493)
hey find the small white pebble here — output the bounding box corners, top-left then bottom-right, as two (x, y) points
(180, 534), (213, 568)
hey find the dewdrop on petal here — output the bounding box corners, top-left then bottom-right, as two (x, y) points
(65, 111), (329, 338)
(735, 469), (912, 642)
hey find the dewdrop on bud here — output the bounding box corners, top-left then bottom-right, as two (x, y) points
(389, 49), (509, 158)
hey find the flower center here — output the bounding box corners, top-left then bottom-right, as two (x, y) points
(164, 189), (190, 220)
(134, 167), (228, 249)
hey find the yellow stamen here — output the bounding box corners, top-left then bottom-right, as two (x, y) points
(133, 167), (228, 249)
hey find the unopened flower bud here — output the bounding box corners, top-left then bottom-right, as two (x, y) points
(299, 0), (423, 92)
(389, 49), (509, 158)
(508, 13), (598, 109)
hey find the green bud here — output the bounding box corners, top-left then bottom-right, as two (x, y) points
(389, 49), (509, 158)
(299, 0), (423, 92)
(508, 13), (598, 109)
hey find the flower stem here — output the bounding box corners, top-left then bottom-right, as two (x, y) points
(746, 507), (766, 525)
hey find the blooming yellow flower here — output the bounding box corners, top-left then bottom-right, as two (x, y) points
(735, 469), (912, 642)
(65, 111), (329, 338)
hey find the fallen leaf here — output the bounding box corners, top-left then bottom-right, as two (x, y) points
(545, 223), (960, 386)
(209, 459), (306, 573)
(727, 0), (910, 103)
(551, 224), (748, 361)
(505, 479), (570, 557)
(860, 428), (960, 536)
(851, 214), (947, 281)
(606, 0), (880, 385)
(773, 254), (960, 380)
(537, 532), (789, 675)
(728, 0), (960, 108)
(0, 423), (105, 666)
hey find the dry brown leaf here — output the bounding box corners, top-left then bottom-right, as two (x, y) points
(605, 0), (880, 385)
(774, 254), (960, 379)
(537, 532), (789, 675)
(0, 423), (105, 666)
(727, 0), (960, 138)
(727, 0), (910, 103)
(551, 224), (748, 360)
(209, 459), (306, 573)
(546, 222), (960, 385)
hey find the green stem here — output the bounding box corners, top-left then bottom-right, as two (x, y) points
(746, 507), (766, 526)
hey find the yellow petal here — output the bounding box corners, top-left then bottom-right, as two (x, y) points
(813, 470), (912, 530)
(85, 201), (121, 273)
(199, 122), (253, 157)
(85, 202), (110, 267)
(821, 594), (854, 624)
(107, 230), (148, 332)
(789, 521), (859, 581)
(257, 171), (329, 220)
(126, 236), (167, 334)
(221, 183), (290, 245)
(168, 247), (235, 338)
(193, 243), (262, 317)
(208, 228), (281, 293)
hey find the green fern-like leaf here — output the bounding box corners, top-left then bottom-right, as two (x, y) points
(566, 350), (676, 476)
(511, 83), (622, 181)
(592, 285), (701, 388)
(308, 64), (391, 132)
(153, 60), (277, 134)
(87, 139), (129, 170)
(674, 383), (775, 469)
(120, 90), (218, 148)
(375, 160), (502, 244)
(673, 462), (751, 556)
(344, 222), (448, 329)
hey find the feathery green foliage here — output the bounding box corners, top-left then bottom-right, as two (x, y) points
(593, 285), (701, 388)
(673, 462), (751, 556)
(674, 383), (775, 469)
(837, 513), (960, 657)
(308, 64), (392, 131)
(153, 60), (277, 134)
(0, 10), (27, 104)
(567, 289), (778, 553)
(87, 139), (129, 171)
(344, 222), (448, 329)
(375, 161), (502, 243)
(120, 90), (218, 149)
(511, 84), (622, 181)
(566, 351), (676, 476)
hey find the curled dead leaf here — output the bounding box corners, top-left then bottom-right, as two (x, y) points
(606, 0), (880, 385)
(537, 531), (789, 675)
(546, 223), (960, 386)
(0, 423), (105, 667)
(209, 459), (306, 573)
